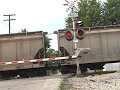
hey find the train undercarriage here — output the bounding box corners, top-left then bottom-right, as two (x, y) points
(0, 67), (47, 79)
(60, 63), (105, 74)
(0, 62), (105, 79)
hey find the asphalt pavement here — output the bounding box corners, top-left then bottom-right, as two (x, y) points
(0, 75), (64, 90)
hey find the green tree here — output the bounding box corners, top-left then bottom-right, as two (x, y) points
(65, 18), (73, 28)
(103, 0), (120, 25)
(43, 34), (52, 57)
(47, 48), (56, 57)
(65, 0), (120, 27)
(21, 28), (28, 33)
(46, 49), (60, 68)
(66, 0), (102, 27)
(44, 35), (51, 49)
(47, 49), (60, 57)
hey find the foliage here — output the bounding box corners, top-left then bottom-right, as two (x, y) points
(45, 48), (60, 67)
(44, 35), (52, 50)
(47, 48), (56, 57)
(20, 28), (28, 33)
(65, 18), (73, 28)
(95, 69), (103, 72)
(59, 79), (72, 90)
(78, 0), (102, 27)
(103, 0), (120, 25)
(66, 0), (102, 27)
(59, 80), (66, 90)
(65, 0), (120, 27)
(46, 48), (60, 57)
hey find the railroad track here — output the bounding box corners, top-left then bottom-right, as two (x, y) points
(0, 70), (117, 81)
(61, 71), (120, 90)
(69, 71), (117, 78)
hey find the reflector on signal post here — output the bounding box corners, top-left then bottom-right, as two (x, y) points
(65, 30), (74, 41)
(76, 29), (85, 40)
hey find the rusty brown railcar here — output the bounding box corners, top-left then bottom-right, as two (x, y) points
(0, 31), (47, 78)
(58, 25), (120, 73)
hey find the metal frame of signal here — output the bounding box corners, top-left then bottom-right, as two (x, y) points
(71, 11), (82, 75)
(63, 0), (87, 75)
(65, 18), (85, 74)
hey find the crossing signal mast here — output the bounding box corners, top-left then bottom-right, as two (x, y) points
(63, 0), (90, 74)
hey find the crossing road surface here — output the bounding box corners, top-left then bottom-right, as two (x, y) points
(0, 75), (64, 90)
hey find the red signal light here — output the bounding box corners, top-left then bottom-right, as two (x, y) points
(66, 31), (72, 37)
(65, 30), (74, 41)
(76, 29), (85, 40)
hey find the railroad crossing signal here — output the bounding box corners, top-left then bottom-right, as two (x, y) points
(65, 30), (74, 41)
(64, 0), (80, 18)
(63, 0), (87, 75)
(65, 29), (85, 41)
(65, 0), (79, 12)
(76, 29), (85, 40)
(68, 12), (78, 17)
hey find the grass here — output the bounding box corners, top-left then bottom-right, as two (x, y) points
(59, 78), (72, 90)
(59, 80), (66, 90)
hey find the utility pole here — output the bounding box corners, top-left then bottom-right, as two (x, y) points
(3, 14), (16, 34)
(63, 0), (81, 74)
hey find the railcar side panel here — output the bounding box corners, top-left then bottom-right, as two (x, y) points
(58, 27), (120, 64)
(1, 41), (16, 61)
(0, 31), (44, 71)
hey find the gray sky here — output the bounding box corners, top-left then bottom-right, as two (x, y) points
(0, 0), (67, 34)
(0, 0), (68, 50)
(0, 0), (105, 50)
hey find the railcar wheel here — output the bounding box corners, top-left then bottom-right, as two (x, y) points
(61, 66), (69, 75)
(80, 65), (87, 74)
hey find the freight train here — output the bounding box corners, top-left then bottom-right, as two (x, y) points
(58, 25), (120, 74)
(0, 31), (47, 78)
(0, 25), (120, 78)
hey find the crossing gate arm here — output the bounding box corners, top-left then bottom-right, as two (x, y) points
(76, 48), (91, 57)
(0, 48), (90, 65)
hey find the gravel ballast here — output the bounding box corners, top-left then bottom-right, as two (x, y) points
(62, 72), (120, 90)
